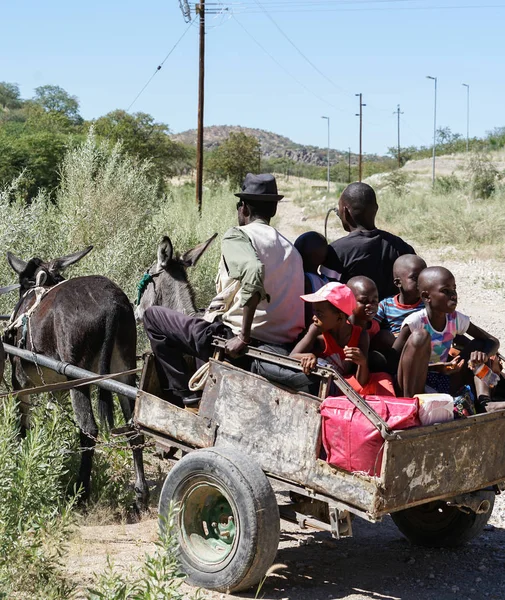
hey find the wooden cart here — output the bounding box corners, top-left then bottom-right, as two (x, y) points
(134, 340), (505, 594)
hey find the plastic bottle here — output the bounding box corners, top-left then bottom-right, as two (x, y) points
(472, 363), (500, 388)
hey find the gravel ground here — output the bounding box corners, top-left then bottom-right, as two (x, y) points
(67, 192), (505, 599)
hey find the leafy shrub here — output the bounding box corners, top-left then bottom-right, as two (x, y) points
(0, 131), (236, 318)
(0, 396), (78, 598)
(434, 174), (463, 195)
(87, 510), (202, 600)
(382, 169), (411, 197)
(466, 153), (501, 199)
(89, 435), (137, 517)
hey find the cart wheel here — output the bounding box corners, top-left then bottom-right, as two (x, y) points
(391, 490), (495, 548)
(158, 447), (280, 593)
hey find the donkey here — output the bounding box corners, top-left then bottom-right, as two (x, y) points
(135, 233), (217, 322)
(4, 247), (149, 509)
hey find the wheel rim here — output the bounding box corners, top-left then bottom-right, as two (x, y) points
(400, 501), (462, 532)
(179, 476), (239, 568)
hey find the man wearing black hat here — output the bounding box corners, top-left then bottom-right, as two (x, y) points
(143, 173), (305, 407)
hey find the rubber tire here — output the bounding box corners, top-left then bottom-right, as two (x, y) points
(391, 490), (495, 548)
(158, 446), (280, 593)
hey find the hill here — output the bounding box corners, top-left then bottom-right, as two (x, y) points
(171, 125), (386, 167)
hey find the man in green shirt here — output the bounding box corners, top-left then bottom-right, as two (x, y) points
(143, 173), (305, 407)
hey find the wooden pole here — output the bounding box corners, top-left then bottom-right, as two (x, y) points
(196, 1), (205, 211)
(396, 104), (403, 168)
(355, 93), (365, 182)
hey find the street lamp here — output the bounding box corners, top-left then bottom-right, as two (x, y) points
(426, 76), (437, 186)
(462, 83), (470, 152)
(321, 116), (330, 192)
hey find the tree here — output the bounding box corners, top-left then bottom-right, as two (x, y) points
(0, 82), (23, 110)
(93, 110), (191, 183)
(0, 130), (73, 200)
(33, 85), (82, 124)
(205, 132), (261, 189)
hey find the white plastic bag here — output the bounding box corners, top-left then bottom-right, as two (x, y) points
(415, 393), (454, 426)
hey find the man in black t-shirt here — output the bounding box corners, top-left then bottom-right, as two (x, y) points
(322, 182), (415, 300)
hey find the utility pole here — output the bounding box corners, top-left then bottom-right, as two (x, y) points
(395, 104), (404, 168)
(462, 83), (470, 152)
(321, 116), (330, 192)
(195, 1), (206, 212)
(348, 147), (351, 183)
(426, 75), (437, 186)
(355, 93), (366, 182)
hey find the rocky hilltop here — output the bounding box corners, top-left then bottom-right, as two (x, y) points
(171, 125), (383, 166)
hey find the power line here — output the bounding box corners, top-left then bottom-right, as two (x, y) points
(126, 17), (196, 112)
(232, 15), (346, 113)
(226, 2), (505, 13)
(251, 0), (352, 97)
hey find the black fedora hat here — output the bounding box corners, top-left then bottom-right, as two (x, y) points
(235, 173), (284, 202)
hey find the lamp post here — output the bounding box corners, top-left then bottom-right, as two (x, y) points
(321, 116), (330, 192)
(462, 83), (470, 152)
(426, 76), (437, 186)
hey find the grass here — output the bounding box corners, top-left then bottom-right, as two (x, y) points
(0, 396), (78, 599)
(285, 152), (505, 258)
(86, 510), (202, 600)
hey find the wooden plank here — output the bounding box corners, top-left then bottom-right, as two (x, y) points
(134, 390), (215, 448)
(138, 353), (163, 398)
(379, 411), (505, 513)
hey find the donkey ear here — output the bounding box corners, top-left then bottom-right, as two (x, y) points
(7, 252), (28, 275)
(51, 246), (93, 273)
(157, 236), (173, 268)
(180, 233), (218, 268)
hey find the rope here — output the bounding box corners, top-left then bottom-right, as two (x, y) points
(188, 362), (210, 391)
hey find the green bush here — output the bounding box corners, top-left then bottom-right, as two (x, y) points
(466, 153), (501, 199)
(381, 169), (411, 197)
(434, 174), (463, 195)
(0, 131), (236, 318)
(0, 396), (78, 598)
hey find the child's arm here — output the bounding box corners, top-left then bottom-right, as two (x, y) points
(291, 324), (324, 375)
(344, 329), (370, 387)
(466, 322), (500, 357)
(374, 299), (386, 326)
(393, 324), (412, 354)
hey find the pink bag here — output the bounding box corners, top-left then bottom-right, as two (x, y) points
(320, 395), (420, 476)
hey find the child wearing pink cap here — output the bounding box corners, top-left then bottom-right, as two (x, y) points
(290, 281), (395, 396)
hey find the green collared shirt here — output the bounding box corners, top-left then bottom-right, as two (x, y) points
(221, 223), (269, 307)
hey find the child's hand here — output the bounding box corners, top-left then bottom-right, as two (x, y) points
(343, 346), (366, 366)
(443, 356), (465, 375)
(491, 354), (503, 375)
(299, 353), (317, 375)
(468, 351), (490, 371)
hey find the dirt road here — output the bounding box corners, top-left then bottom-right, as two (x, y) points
(67, 193), (505, 599)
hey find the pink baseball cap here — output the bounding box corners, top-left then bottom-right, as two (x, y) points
(301, 282), (357, 316)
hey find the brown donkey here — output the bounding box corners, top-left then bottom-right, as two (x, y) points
(4, 247), (149, 509)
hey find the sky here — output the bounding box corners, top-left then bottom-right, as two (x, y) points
(2, 0), (505, 155)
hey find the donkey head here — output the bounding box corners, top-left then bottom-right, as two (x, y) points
(135, 234), (217, 322)
(7, 246), (93, 295)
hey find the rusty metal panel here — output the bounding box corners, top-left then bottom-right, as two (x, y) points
(207, 361), (321, 478)
(204, 361), (381, 514)
(138, 353), (163, 398)
(379, 411), (505, 514)
(134, 391), (215, 448)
